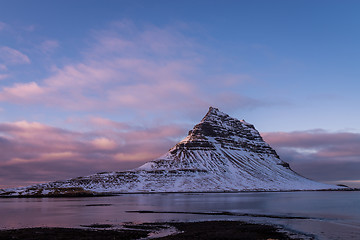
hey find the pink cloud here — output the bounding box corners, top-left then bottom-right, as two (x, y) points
(0, 119), (187, 188)
(0, 82), (45, 103)
(0, 21), (262, 116)
(91, 137), (117, 150)
(0, 46), (30, 65)
(88, 117), (130, 130)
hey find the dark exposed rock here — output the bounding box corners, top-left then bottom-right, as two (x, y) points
(170, 107), (280, 158)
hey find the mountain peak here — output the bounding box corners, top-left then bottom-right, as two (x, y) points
(201, 106), (228, 122)
(1, 107), (342, 197)
(207, 106), (222, 115)
(169, 107), (280, 158)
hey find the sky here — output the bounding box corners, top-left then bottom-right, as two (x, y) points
(0, 0), (360, 188)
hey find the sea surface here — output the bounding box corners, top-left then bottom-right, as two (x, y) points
(1, 191), (359, 240)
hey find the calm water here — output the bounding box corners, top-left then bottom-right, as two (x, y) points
(1, 191), (359, 239)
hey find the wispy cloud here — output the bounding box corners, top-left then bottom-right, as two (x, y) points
(0, 21), (263, 117)
(0, 22), (6, 31)
(24, 24), (36, 32)
(39, 40), (59, 54)
(0, 46), (31, 65)
(0, 64), (7, 71)
(0, 74), (10, 80)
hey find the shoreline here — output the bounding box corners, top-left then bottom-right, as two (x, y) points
(0, 220), (309, 240)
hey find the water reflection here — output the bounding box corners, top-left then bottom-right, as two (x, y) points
(1, 192), (359, 239)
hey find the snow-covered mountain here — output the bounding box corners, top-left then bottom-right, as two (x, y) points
(1, 107), (343, 197)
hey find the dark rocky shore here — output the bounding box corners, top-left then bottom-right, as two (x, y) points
(0, 220), (307, 240)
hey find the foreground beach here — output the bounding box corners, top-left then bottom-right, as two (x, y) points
(0, 220), (305, 240)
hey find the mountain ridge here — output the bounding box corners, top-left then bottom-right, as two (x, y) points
(1, 107), (344, 197)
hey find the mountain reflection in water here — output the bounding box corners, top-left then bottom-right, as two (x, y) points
(1, 191), (359, 240)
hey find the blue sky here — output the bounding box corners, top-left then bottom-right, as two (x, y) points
(0, 0), (360, 188)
